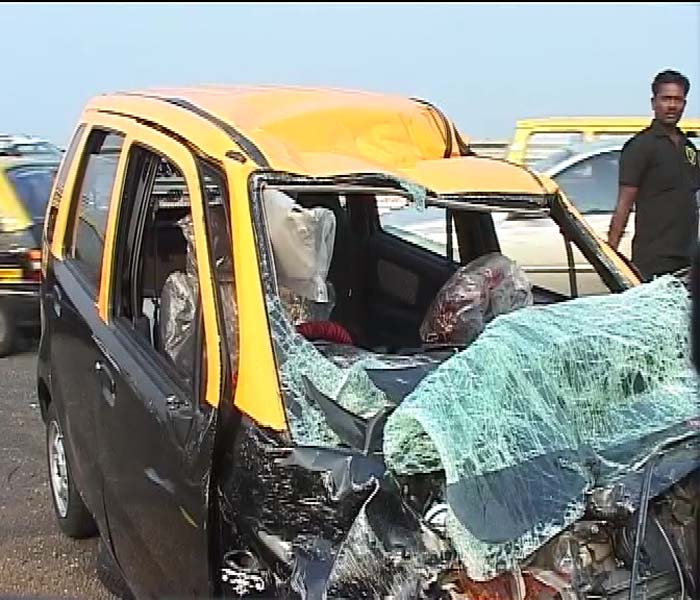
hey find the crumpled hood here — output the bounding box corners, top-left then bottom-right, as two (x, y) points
(224, 276), (700, 597)
(383, 275), (700, 579)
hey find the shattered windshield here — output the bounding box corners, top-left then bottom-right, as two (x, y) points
(250, 179), (698, 583)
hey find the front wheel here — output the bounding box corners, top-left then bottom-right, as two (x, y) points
(46, 402), (97, 538)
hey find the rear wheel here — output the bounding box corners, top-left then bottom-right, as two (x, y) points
(0, 304), (15, 357)
(46, 402), (97, 538)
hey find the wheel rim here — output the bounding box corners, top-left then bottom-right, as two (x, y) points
(48, 420), (69, 518)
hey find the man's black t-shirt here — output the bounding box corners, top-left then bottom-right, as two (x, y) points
(618, 119), (700, 280)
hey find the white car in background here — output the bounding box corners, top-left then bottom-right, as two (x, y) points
(0, 134), (63, 158)
(382, 142), (632, 297)
(383, 137), (700, 296)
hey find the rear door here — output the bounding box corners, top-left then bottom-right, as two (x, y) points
(94, 126), (229, 597)
(47, 123), (127, 534)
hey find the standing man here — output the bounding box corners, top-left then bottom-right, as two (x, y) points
(608, 70), (700, 281)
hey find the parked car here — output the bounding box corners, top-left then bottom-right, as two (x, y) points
(385, 141), (643, 296)
(40, 86), (700, 600)
(0, 156), (59, 354)
(0, 134), (63, 159)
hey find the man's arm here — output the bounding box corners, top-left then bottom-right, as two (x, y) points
(607, 185), (637, 250)
(608, 137), (647, 249)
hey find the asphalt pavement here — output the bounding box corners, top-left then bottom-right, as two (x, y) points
(0, 346), (114, 599)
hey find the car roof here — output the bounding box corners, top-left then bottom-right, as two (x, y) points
(535, 141), (624, 176)
(85, 85), (559, 199)
(0, 155), (61, 172)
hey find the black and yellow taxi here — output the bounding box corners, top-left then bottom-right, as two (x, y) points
(40, 86), (700, 600)
(0, 156), (58, 355)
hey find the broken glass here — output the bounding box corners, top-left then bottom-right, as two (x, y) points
(254, 182), (698, 580)
(384, 275), (699, 579)
(268, 294), (441, 446)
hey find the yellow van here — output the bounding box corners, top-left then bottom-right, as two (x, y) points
(507, 116), (700, 166)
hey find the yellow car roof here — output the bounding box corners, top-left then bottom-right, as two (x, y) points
(86, 86), (555, 198)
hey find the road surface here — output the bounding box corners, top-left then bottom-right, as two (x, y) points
(0, 347), (114, 599)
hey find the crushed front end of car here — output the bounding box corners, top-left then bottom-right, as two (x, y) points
(213, 178), (699, 599)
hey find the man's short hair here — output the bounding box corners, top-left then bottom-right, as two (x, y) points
(652, 70), (690, 97)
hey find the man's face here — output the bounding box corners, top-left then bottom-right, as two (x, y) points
(652, 82), (687, 126)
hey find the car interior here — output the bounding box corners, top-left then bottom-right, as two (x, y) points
(122, 162), (577, 375)
(114, 154), (235, 383)
(277, 188), (569, 353)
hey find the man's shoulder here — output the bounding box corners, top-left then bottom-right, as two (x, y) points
(622, 127), (653, 153)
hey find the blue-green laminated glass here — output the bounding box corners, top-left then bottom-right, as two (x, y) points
(383, 275), (698, 579)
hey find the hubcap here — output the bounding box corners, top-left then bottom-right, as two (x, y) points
(48, 420), (69, 518)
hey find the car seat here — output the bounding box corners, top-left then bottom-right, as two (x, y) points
(159, 206), (237, 379)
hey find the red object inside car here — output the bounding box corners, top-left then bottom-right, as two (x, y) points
(296, 321), (354, 345)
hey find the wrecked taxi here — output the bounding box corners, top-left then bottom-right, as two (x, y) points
(37, 86), (699, 599)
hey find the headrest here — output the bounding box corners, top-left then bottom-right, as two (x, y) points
(176, 207), (233, 279)
(262, 188), (337, 303)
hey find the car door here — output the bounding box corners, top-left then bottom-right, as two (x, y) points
(46, 125), (126, 534)
(94, 126), (226, 598)
(552, 151), (628, 289)
(497, 151), (624, 297)
(374, 205), (460, 348)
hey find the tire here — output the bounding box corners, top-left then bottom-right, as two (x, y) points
(96, 537), (134, 600)
(0, 304), (15, 357)
(46, 402), (97, 538)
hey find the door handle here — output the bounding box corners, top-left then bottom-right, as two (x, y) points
(51, 285), (62, 317)
(95, 361), (116, 407)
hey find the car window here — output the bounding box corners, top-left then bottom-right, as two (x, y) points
(593, 132), (633, 144)
(12, 142), (62, 158)
(6, 164), (58, 220)
(531, 147), (576, 173)
(554, 151), (620, 214)
(66, 129), (124, 290)
(111, 144), (235, 390)
(379, 205), (454, 257)
(46, 124), (85, 244)
(524, 132), (584, 165)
